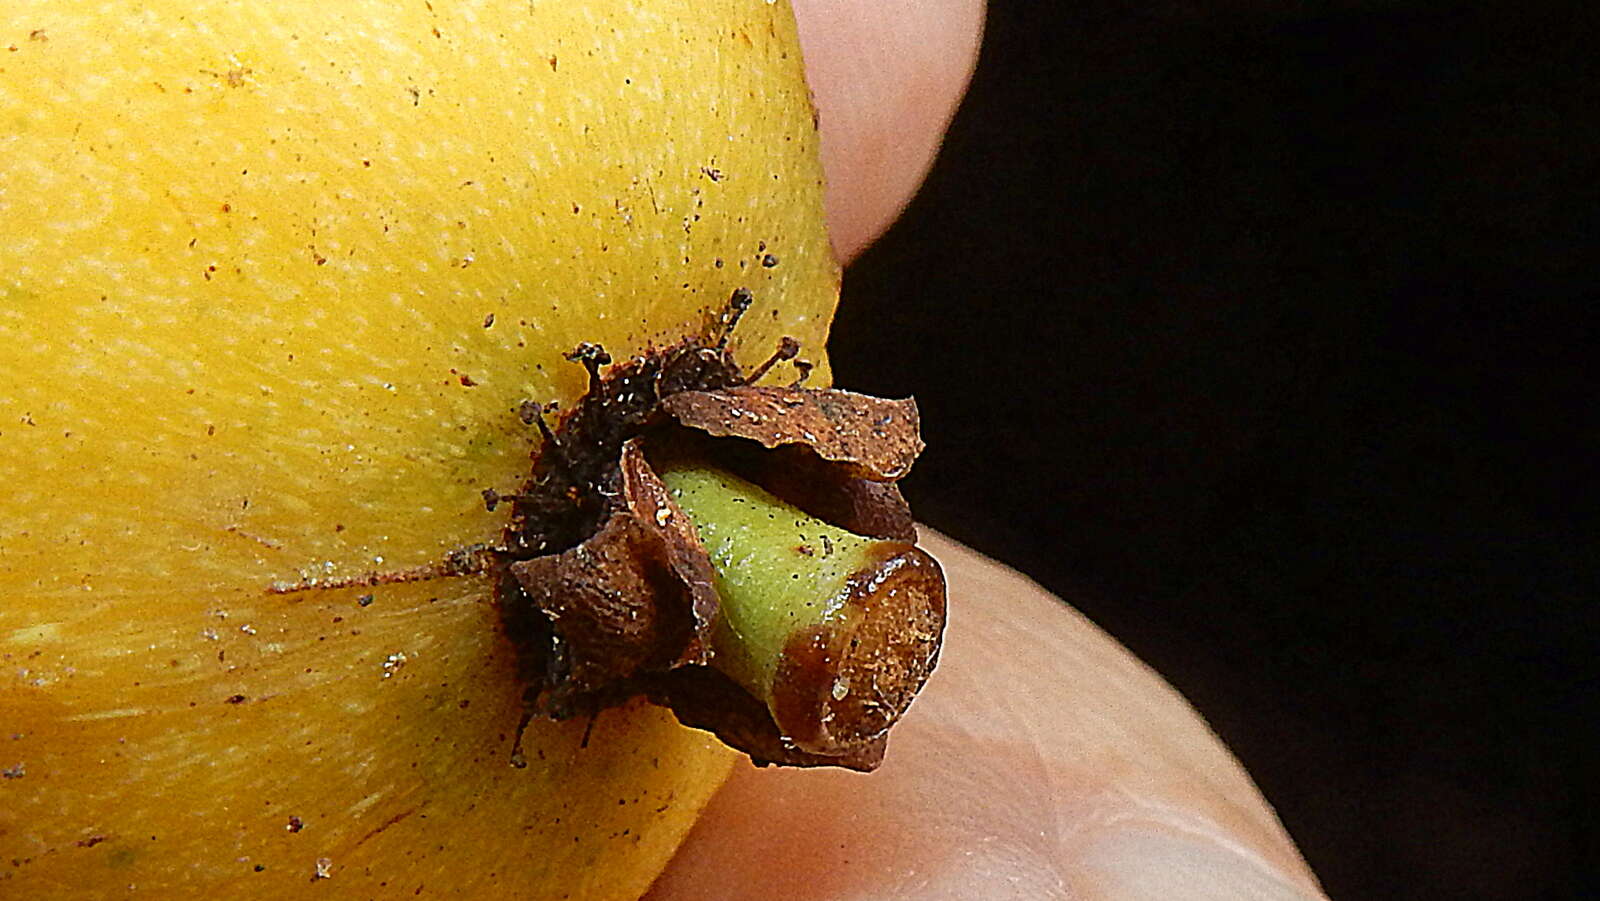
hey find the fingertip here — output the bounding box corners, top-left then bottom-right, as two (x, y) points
(1078, 824), (1328, 901)
(790, 0), (985, 263)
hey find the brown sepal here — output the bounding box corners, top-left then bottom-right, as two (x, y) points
(508, 441), (718, 716)
(728, 444), (917, 542)
(661, 386), (924, 481)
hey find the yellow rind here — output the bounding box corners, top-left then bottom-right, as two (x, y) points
(0, 1), (837, 897)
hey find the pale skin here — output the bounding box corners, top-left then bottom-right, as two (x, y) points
(648, 3), (1331, 898)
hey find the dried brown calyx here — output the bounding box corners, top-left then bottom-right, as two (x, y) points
(494, 289), (946, 770)
(267, 290), (944, 770)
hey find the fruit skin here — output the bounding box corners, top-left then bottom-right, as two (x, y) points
(0, 1), (838, 897)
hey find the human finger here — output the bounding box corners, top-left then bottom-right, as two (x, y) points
(791, 0), (985, 262)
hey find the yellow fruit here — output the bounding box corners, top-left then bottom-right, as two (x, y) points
(0, 1), (838, 897)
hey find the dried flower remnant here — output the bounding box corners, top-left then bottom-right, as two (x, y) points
(266, 290), (945, 770)
(496, 290), (946, 770)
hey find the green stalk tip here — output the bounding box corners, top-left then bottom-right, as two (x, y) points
(659, 463), (945, 755)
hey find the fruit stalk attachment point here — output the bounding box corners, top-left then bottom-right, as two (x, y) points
(498, 301), (945, 770)
(658, 464), (944, 757)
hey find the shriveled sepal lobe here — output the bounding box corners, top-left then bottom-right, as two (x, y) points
(507, 442), (719, 718)
(661, 386), (924, 480)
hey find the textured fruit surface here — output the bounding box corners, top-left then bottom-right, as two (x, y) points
(0, 1), (838, 897)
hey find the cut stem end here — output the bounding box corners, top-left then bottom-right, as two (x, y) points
(658, 463), (946, 755)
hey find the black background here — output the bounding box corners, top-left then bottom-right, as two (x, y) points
(831, 3), (1592, 898)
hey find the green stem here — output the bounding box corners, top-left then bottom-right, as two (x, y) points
(658, 464), (944, 755)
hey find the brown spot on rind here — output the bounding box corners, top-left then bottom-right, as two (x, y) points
(662, 387), (923, 480)
(351, 806), (419, 849)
